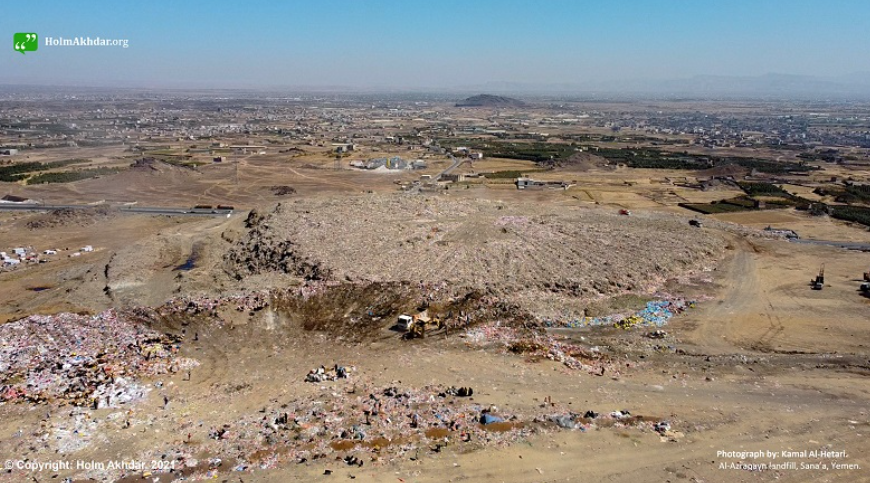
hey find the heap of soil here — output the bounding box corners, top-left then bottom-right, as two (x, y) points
(26, 206), (114, 230)
(271, 185), (297, 196)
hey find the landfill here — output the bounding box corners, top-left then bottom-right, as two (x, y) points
(115, 381), (668, 482)
(464, 323), (616, 374)
(542, 297), (697, 329)
(0, 310), (195, 406)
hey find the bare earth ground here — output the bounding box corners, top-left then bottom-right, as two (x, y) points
(1, 159), (869, 483)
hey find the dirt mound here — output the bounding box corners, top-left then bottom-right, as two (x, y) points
(271, 185), (296, 196)
(26, 206), (113, 230)
(279, 147), (307, 156)
(223, 208), (332, 281)
(129, 157), (199, 176)
(224, 196), (726, 321)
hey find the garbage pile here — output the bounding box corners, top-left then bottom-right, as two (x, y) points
(126, 384), (673, 481)
(157, 290), (272, 319)
(181, 383), (531, 473)
(542, 297), (696, 329)
(464, 323), (614, 374)
(0, 310), (196, 406)
(539, 408), (673, 435)
(305, 364), (351, 383)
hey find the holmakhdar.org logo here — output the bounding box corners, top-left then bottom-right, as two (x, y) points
(13, 33), (38, 54)
(13, 32), (129, 54)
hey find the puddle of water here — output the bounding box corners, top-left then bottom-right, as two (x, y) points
(174, 257), (196, 271)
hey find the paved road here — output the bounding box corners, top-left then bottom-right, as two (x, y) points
(789, 238), (870, 251)
(0, 203), (236, 217)
(407, 153), (465, 194)
(434, 154), (464, 181)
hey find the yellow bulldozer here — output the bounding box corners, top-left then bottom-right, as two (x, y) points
(399, 313), (445, 339)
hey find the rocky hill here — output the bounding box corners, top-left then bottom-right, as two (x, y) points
(455, 94), (526, 108)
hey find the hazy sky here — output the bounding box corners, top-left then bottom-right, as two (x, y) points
(3, 0), (869, 90)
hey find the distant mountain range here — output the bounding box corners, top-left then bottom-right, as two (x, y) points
(2, 73), (868, 100)
(457, 73), (870, 99)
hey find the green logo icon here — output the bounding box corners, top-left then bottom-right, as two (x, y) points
(14, 33), (38, 54)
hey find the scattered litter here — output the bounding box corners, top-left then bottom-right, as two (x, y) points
(305, 364), (351, 383)
(543, 298), (696, 330)
(480, 413), (504, 425)
(464, 323), (614, 375)
(441, 386), (474, 397)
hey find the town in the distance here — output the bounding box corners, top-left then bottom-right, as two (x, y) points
(2, 1), (870, 481)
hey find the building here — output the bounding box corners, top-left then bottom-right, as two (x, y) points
(362, 156), (409, 170)
(515, 177), (569, 190)
(230, 145), (266, 155)
(332, 143), (356, 153)
(440, 174), (466, 183)
(515, 178), (538, 189)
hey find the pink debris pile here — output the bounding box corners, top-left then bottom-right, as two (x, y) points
(0, 310), (194, 406)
